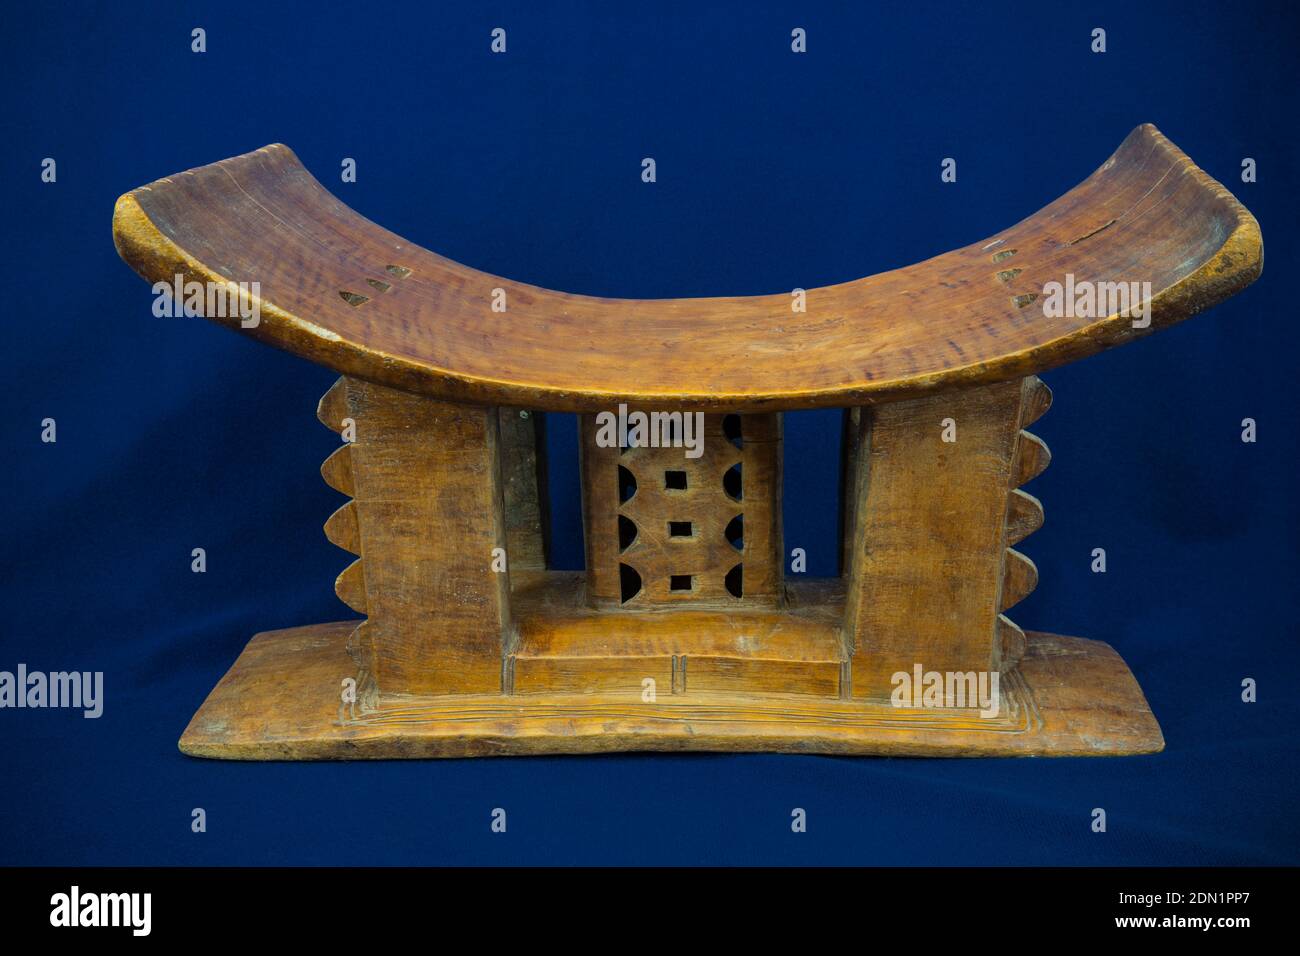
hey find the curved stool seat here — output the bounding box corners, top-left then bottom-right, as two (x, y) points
(114, 124), (1260, 412)
(113, 127), (1262, 760)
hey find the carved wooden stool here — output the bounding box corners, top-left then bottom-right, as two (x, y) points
(113, 125), (1261, 758)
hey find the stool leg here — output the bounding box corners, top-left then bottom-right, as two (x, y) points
(318, 377), (512, 698)
(843, 379), (1029, 702)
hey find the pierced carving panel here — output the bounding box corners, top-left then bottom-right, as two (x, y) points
(581, 411), (782, 608)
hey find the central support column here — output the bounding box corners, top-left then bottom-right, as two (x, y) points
(580, 410), (783, 609)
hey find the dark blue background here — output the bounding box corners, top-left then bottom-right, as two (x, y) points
(3, 1), (1297, 865)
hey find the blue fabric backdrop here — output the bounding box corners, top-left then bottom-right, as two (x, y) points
(2, 0), (1297, 865)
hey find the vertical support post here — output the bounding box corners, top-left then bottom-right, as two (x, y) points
(843, 380), (1025, 701)
(838, 407), (864, 577)
(497, 408), (550, 572)
(320, 377), (511, 697)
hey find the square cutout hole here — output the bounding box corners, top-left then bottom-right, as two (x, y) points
(664, 470), (687, 490)
(668, 521), (693, 538)
(669, 574), (693, 592)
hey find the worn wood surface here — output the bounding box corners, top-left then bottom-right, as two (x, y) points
(579, 411), (781, 608)
(997, 375), (1054, 671)
(113, 124), (1261, 413)
(844, 380), (1027, 700)
(178, 622), (1164, 759)
(114, 126), (1262, 760)
(319, 376), (511, 698)
(498, 408), (549, 572)
(510, 572), (842, 698)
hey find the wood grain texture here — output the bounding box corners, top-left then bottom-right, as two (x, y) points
(510, 572), (843, 698)
(1000, 549), (1039, 612)
(334, 560), (367, 616)
(843, 380), (1027, 700)
(327, 376), (511, 697)
(178, 622), (1164, 759)
(579, 412), (781, 608)
(498, 408), (549, 572)
(995, 375), (1056, 671)
(1020, 376), (1053, 428)
(319, 444), (354, 496)
(1014, 431), (1052, 486)
(323, 501), (360, 555)
(116, 126), (1262, 760)
(112, 125), (1261, 413)
(997, 616), (1027, 672)
(839, 407), (864, 575)
(1004, 489), (1044, 545)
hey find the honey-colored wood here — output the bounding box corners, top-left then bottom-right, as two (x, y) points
(1014, 431), (1052, 487)
(323, 502), (360, 555)
(580, 411), (781, 608)
(839, 407), (864, 575)
(511, 572), (843, 698)
(1000, 549), (1040, 613)
(1005, 490), (1044, 546)
(178, 622), (1164, 759)
(997, 616), (1028, 673)
(844, 379), (1026, 701)
(319, 445), (354, 496)
(112, 125), (1261, 413)
(498, 409), (549, 572)
(322, 376), (511, 698)
(1020, 376), (1053, 429)
(333, 560), (367, 616)
(113, 126), (1264, 759)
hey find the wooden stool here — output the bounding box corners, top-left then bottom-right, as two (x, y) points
(113, 124), (1261, 758)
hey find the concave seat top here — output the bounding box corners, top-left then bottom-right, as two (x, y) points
(113, 124), (1260, 412)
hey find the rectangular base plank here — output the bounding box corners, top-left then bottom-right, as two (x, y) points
(179, 622), (1164, 760)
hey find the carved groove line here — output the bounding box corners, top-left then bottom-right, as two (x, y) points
(349, 667), (1042, 736)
